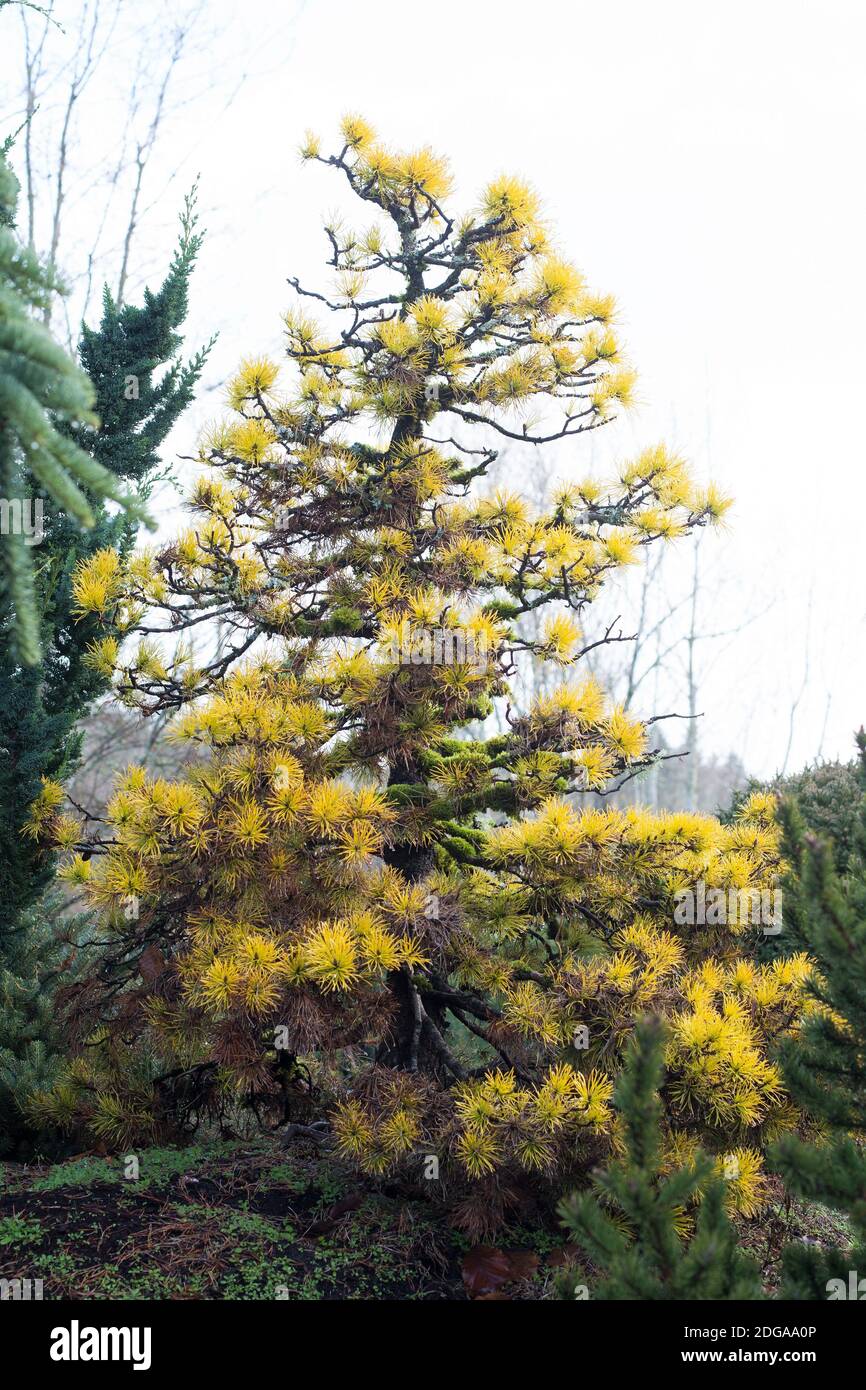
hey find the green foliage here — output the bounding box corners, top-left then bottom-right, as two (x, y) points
(558, 1016), (763, 1299)
(0, 1213), (42, 1246)
(775, 759), (863, 876)
(726, 758), (862, 967)
(0, 150), (149, 664)
(27, 1142), (236, 1190)
(771, 731), (866, 1298)
(0, 186), (210, 926)
(71, 183), (213, 488)
(0, 167), (209, 1151)
(0, 892), (89, 1157)
(729, 759), (862, 878)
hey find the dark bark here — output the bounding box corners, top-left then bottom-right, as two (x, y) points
(376, 760), (456, 1079)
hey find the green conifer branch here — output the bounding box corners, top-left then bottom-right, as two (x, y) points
(559, 1016), (763, 1299)
(0, 150), (152, 663)
(771, 734), (866, 1297)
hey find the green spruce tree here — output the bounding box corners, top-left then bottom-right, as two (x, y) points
(0, 182), (211, 924)
(771, 731), (866, 1299)
(0, 147), (150, 664)
(558, 1016), (763, 1299)
(0, 891), (91, 1156)
(0, 158), (211, 1152)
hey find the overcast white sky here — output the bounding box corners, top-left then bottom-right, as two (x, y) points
(3, 0), (864, 779)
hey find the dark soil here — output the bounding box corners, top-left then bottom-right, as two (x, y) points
(0, 1142), (849, 1301)
(0, 1138), (556, 1300)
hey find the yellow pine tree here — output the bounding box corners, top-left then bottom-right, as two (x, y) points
(29, 120), (807, 1225)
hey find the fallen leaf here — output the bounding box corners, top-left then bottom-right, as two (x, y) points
(546, 1243), (581, 1267)
(505, 1249), (540, 1281)
(462, 1245), (513, 1296)
(305, 1191), (365, 1237)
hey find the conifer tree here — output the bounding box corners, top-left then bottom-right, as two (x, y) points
(30, 121), (805, 1216)
(0, 182), (210, 925)
(0, 147), (148, 664)
(558, 1016), (763, 1299)
(0, 891), (90, 1156)
(770, 731), (866, 1299)
(0, 164), (210, 1151)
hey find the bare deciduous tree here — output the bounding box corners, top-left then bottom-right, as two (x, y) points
(7, 0), (217, 342)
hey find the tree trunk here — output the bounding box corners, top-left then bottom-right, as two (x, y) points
(375, 765), (454, 1080)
